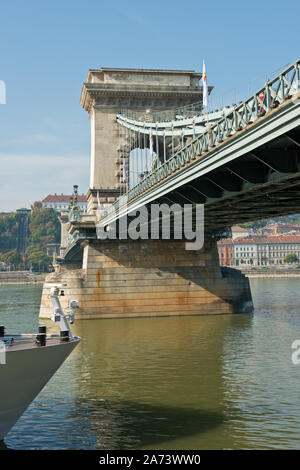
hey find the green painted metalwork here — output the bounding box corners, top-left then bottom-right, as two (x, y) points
(68, 185), (81, 222)
(112, 59), (300, 209)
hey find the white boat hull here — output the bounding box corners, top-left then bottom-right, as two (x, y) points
(0, 336), (80, 440)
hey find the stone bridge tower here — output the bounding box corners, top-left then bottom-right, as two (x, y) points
(80, 67), (203, 213)
(39, 67), (252, 320)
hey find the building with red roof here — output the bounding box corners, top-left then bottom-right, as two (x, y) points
(234, 234), (300, 266)
(231, 225), (249, 240)
(42, 194), (88, 213)
(217, 228), (300, 267)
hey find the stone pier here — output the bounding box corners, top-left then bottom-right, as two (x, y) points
(39, 238), (253, 319)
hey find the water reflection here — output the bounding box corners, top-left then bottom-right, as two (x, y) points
(70, 315), (239, 407)
(66, 315), (240, 449)
(66, 399), (224, 449)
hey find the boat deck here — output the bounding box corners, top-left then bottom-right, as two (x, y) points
(0, 334), (80, 352)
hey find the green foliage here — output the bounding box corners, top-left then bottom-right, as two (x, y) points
(0, 249), (23, 265)
(25, 207), (60, 270)
(284, 253), (298, 263)
(27, 249), (52, 271)
(240, 215), (300, 230)
(0, 213), (21, 251)
(26, 207), (60, 251)
(241, 219), (269, 229)
(0, 206), (60, 272)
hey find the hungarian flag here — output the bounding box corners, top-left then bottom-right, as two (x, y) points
(202, 60), (208, 109)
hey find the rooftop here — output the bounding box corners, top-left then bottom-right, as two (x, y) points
(42, 194), (87, 203)
(231, 225), (248, 232)
(217, 238), (234, 244)
(234, 234), (300, 244)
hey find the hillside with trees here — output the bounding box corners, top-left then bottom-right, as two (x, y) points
(0, 203), (60, 272)
(241, 215), (300, 230)
(0, 212), (21, 252)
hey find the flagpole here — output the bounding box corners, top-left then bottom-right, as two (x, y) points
(206, 107), (210, 134)
(202, 60), (211, 141)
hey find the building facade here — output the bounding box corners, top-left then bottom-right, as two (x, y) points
(217, 238), (235, 266)
(234, 235), (300, 266)
(217, 230), (300, 267)
(42, 194), (88, 213)
(234, 238), (257, 266)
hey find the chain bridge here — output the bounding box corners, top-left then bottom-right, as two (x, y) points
(39, 61), (300, 320)
(103, 60), (300, 231)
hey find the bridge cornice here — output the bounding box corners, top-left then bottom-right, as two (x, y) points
(80, 83), (208, 112)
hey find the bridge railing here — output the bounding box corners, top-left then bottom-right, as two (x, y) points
(62, 229), (97, 260)
(120, 59), (300, 202)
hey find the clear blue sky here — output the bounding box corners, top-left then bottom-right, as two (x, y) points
(0, 0), (299, 211)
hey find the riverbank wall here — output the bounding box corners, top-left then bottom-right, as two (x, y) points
(239, 268), (300, 278)
(0, 271), (45, 285)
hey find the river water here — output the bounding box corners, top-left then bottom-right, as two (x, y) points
(1, 279), (300, 449)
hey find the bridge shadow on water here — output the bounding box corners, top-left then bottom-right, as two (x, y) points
(67, 398), (224, 449)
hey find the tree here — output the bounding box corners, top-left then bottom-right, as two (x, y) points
(25, 206), (60, 272)
(26, 207), (60, 253)
(0, 212), (21, 251)
(0, 206), (60, 272)
(30, 201), (42, 210)
(0, 249), (23, 268)
(27, 250), (51, 271)
(284, 253), (298, 264)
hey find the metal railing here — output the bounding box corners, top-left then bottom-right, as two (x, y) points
(63, 229), (97, 259)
